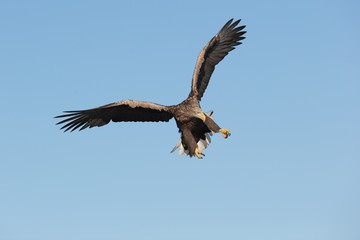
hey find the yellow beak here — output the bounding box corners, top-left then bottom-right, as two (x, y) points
(198, 112), (206, 122)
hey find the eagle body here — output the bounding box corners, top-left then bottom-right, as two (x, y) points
(56, 19), (246, 159)
(171, 95), (203, 123)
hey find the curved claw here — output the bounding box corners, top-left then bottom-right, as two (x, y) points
(219, 128), (231, 138)
(195, 148), (205, 159)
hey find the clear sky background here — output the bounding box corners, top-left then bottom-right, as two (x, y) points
(1, 0), (359, 239)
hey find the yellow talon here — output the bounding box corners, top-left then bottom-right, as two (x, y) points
(219, 128), (231, 138)
(195, 148), (205, 159)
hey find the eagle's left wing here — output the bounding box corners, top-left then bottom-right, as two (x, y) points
(190, 19), (246, 100)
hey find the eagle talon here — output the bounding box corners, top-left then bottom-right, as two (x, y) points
(219, 128), (231, 138)
(195, 148), (205, 159)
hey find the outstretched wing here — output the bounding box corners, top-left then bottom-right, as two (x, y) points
(190, 19), (246, 100)
(55, 100), (173, 132)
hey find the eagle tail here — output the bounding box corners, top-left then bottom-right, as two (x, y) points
(170, 111), (214, 156)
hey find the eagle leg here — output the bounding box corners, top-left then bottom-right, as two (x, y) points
(219, 128), (231, 138)
(195, 148), (205, 159)
(204, 115), (231, 138)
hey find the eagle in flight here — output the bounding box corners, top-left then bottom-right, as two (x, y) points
(56, 19), (246, 159)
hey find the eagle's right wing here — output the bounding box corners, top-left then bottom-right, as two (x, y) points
(55, 100), (173, 132)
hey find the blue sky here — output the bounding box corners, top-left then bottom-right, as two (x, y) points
(1, 0), (359, 239)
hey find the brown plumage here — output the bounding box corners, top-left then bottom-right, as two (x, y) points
(55, 19), (246, 158)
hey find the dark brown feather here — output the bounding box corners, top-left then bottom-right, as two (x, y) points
(190, 18), (246, 100)
(192, 123), (211, 143)
(55, 100), (173, 132)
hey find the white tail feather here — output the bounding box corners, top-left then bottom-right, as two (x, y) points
(170, 139), (182, 153)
